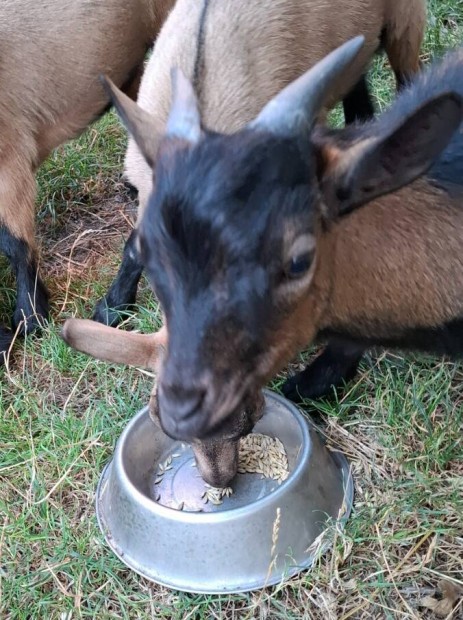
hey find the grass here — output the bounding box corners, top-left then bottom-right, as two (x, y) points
(1, 1), (463, 618)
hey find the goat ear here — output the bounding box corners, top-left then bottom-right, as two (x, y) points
(320, 92), (463, 215)
(100, 75), (161, 168)
(61, 319), (167, 371)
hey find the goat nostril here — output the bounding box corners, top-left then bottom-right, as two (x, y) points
(160, 383), (206, 421)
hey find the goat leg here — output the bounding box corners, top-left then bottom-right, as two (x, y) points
(0, 229), (50, 335)
(92, 229), (144, 326)
(12, 247), (49, 334)
(0, 157), (49, 335)
(282, 339), (364, 403)
(342, 75), (375, 124)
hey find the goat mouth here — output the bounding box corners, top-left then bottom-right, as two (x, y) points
(193, 405), (248, 441)
(159, 400), (246, 443)
(158, 414), (207, 441)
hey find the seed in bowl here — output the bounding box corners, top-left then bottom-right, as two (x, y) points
(154, 432), (289, 510)
(202, 485), (233, 505)
(238, 433), (289, 483)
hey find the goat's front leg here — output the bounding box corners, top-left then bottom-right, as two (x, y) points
(342, 75), (375, 124)
(11, 239), (49, 333)
(0, 158), (49, 336)
(282, 339), (365, 403)
(93, 229), (144, 326)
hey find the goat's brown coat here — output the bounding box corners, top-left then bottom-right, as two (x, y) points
(323, 182), (463, 333)
(125, 0), (426, 219)
(0, 0), (175, 243)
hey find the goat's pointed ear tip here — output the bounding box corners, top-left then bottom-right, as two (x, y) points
(99, 74), (109, 88)
(99, 74), (119, 99)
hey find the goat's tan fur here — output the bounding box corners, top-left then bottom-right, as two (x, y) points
(322, 182), (463, 334)
(125, 0), (426, 218)
(257, 178), (463, 389)
(0, 0), (175, 244)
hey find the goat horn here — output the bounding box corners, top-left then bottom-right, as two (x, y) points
(250, 36), (365, 136)
(166, 67), (202, 143)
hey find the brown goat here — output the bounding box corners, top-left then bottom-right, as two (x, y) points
(62, 38), (463, 488)
(93, 0), (426, 327)
(0, 0), (175, 358)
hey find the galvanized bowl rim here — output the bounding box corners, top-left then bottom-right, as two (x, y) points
(112, 389), (311, 523)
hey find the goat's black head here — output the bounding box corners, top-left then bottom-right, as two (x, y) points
(139, 127), (320, 440)
(104, 37), (463, 442)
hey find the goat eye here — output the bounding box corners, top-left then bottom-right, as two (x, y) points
(286, 252), (312, 278)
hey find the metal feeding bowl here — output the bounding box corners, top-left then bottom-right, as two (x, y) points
(96, 390), (353, 593)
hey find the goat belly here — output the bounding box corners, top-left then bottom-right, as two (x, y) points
(322, 318), (463, 358)
(379, 318), (463, 358)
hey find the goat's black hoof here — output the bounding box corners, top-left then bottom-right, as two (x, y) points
(13, 310), (48, 336)
(0, 325), (14, 363)
(12, 297), (49, 336)
(282, 372), (314, 403)
(282, 372), (340, 403)
(13, 281), (50, 335)
(282, 364), (342, 402)
(282, 363), (342, 402)
(92, 298), (131, 327)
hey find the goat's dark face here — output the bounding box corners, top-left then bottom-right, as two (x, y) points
(100, 38), (368, 442)
(138, 131), (320, 439)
